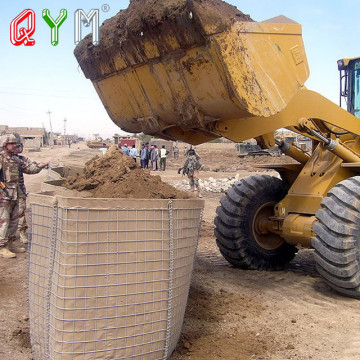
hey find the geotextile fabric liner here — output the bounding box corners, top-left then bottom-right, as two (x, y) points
(28, 193), (204, 359)
(47, 166), (84, 181)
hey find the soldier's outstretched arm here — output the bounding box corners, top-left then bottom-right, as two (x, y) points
(20, 156), (49, 174)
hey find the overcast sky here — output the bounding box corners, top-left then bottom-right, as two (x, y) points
(1, 0), (359, 139)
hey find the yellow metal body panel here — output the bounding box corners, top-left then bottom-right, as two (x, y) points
(90, 19), (309, 139)
(278, 143), (359, 216)
(253, 163), (304, 184)
(212, 21), (309, 117)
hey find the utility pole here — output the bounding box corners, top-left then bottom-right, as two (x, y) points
(64, 118), (67, 146)
(46, 110), (53, 146)
(46, 110), (53, 134)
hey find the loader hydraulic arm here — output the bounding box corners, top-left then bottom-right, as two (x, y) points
(211, 88), (360, 148)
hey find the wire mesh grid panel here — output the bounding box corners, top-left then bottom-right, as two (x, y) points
(28, 195), (203, 360)
(165, 207), (203, 356)
(28, 201), (56, 359)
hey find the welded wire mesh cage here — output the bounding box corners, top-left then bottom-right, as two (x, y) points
(28, 193), (203, 360)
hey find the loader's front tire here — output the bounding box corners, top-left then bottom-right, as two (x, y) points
(312, 176), (360, 299)
(214, 175), (297, 270)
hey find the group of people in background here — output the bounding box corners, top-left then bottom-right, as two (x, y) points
(120, 143), (169, 171)
(120, 143), (138, 161)
(119, 141), (202, 197)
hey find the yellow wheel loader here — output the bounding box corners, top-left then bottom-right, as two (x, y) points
(75, 0), (360, 298)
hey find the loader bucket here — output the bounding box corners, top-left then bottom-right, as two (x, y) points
(74, 0), (309, 143)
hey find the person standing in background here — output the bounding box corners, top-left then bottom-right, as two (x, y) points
(130, 144), (138, 163)
(178, 148), (202, 198)
(173, 145), (179, 159)
(159, 145), (169, 171)
(144, 142), (150, 168)
(151, 145), (159, 171)
(140, 144), (147, 168)
(121, 143), (130, 156)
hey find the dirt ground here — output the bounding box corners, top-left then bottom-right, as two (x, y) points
(1, 143), (360, 360)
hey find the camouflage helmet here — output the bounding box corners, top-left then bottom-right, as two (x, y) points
(12, 132), (22, 145)
(1, 133), (17, 148)
(13, 132), (23, 153)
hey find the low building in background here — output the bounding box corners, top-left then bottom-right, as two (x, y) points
(113, 135), (140, 149)
(2, 126), (46, 148)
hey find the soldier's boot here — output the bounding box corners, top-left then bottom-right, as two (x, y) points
(19, 230), (28, 244)
(0, 246), (17, 259)
(8, 238), (26, 253)
(196, 186), (203, 198)
(10, 245), (26, 253)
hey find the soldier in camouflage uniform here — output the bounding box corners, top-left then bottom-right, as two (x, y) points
(14, 133), (29, 244)
(180, 148), (202, 197)
(173, 145), (179, 159)
(0, 134), (49, 258)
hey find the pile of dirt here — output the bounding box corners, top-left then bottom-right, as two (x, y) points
(64, 146), (191, 199)
(122, 0), (252, 33)
(74, 0), (253, 80)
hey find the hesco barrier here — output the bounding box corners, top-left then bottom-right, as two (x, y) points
(28, 193), (204, 360)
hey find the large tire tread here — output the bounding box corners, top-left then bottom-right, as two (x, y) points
(214, 175), (297, 271)
(321, 197), (360, 223)
(312, 236), (357, 264)
(214, 228), (241, 251)
(312, 222), (356, 250)
(315, 264), (360, 289)
(313, 252), (359, 278)
(312, 176), (360, 298)
(214, 216), (241, 238)
(316, 210), (357, 235)
(215, 204), (241, 227)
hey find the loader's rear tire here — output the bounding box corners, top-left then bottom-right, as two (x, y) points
(312, 176), (360, 299)
(214, 175), (297, 270)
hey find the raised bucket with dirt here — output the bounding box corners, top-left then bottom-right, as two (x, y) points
(74, 0), (309, 143)
(28, 193), (203, 360)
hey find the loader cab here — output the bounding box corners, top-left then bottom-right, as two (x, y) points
(338, 57), (360, 118)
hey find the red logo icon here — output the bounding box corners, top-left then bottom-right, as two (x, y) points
(10, 9), (36, 46)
